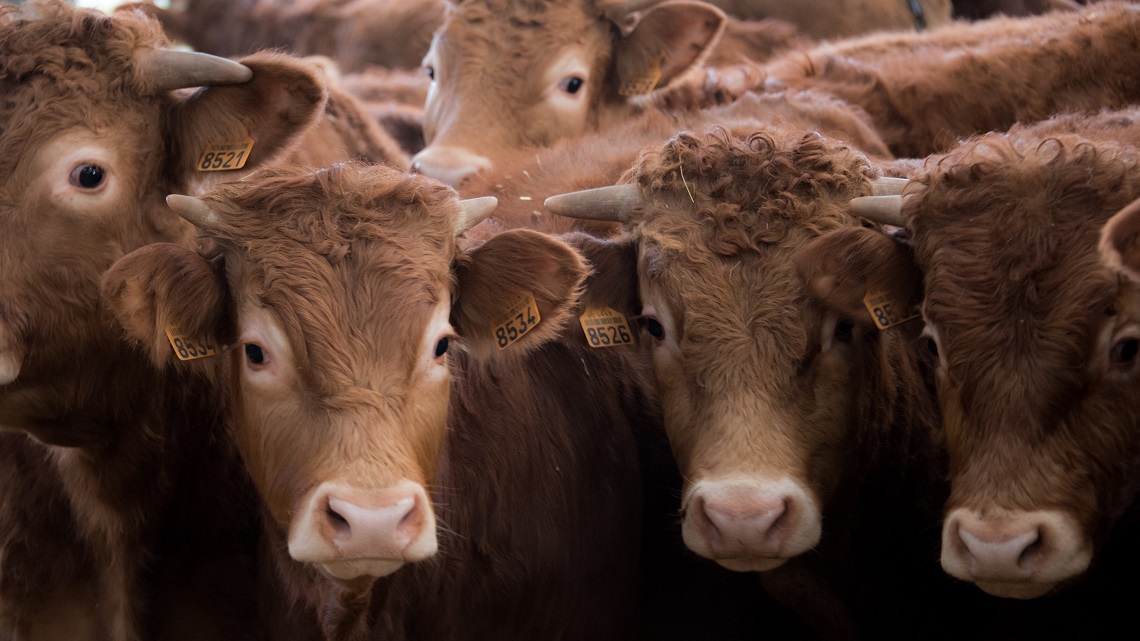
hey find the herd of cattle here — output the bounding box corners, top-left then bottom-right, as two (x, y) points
(2, 0), (1140, 639)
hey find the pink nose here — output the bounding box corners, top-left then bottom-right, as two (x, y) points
(288, 480), (437, 580)
(941, 508), (1091, 599)
(682, 479), (821, 572)
(410, 145), (491, 187)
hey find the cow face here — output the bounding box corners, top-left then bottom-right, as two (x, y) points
(102, 163), (589, 584)
(813, 133), (1140, 599)
(412, 0), (725, 187)
(551, 128), (888, 572)
(0, 2), (325, 407)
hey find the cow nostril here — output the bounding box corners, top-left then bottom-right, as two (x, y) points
(326, 506), (350, 536)
(1017, 528), (1043, 568)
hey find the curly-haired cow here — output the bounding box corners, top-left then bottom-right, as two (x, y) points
(0, 1), (331, 638)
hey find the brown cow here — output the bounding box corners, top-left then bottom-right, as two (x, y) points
(0, 1), (328, 638)
(121, 0), (446, 72)
(542, 123), (961, 640)
(796, 108), (1140, 617)
(101, 162), (652, 640)
(707, 0), (952, 37)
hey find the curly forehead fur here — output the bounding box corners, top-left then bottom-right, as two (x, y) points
(0, 0), (167, 175)
(625, 126), (876, 262)
(200, 163), (461, 391)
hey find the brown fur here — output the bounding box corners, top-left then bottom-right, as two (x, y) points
(707, 0), (952, 37)
(102, 162), (647, 640)
(0, 1), (326, 638)
(952, 0), (1082, 19)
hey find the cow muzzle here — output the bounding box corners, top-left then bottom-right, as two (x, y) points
(681, 478), (821, 572)
(288, 480), (437, 581)
(941, 507), (1091, 599)
(410, 145), (492, 188)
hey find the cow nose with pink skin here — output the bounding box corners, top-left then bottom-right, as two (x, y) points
(682, 479), (822, 573)
(410, 145), (493, 187)
(288, 480), (437, 581)
(941, 508), (1092, 599)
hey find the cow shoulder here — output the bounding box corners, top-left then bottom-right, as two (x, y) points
(795, 225), (922, 328)
(615, 1), (727, 95)
(453, 230), (589, 360)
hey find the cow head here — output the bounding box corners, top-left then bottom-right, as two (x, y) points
(412, 0), (726, 187)
(547, 127), (920, 573)
(101, 163), (590, 584)
(0, 0), (326, 401)
(807, 132), (1140, 599)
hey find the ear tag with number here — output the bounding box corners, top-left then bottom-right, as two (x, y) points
(863, 289), (919, 330)
(619, 61), (662, 97)
(165, 325), (218, 361)
(494, 292), (541, 351)
(197, 136), (255, 172)
(579, 306), (634, 348)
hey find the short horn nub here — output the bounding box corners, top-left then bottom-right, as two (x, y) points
(850, 195), (904, 227)
(871, 177), (909, 196)
(544, 184), (640, 222)
(135, 48), (252, 94)
(166, 194), (220, 229)
(455, 197), (498, 235)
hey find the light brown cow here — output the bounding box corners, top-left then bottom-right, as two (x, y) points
(797, 108), (1140, 609)
(101, 162), (650, 640)
(0, 1), (328, 638)
(543, 124), (959, 640)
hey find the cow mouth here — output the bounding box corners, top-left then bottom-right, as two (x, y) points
(316, 558), (409, 582)
(715, 556), (791, 573)
(972, 579), (1057, 600)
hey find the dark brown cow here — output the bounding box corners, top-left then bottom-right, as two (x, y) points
(797, 108), (1140, 611)
(766, 1), (1140, 157)
(0, 1), (328, 638)
(101, 162), (650, 640)
(122, 0), (446, 72)
(542, 124), (957, 640)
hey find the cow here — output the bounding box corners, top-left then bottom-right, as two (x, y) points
(793, 108), (1140, 633)
(0, 1), (330, 638)
(99, 161), (657, 641)
(120, 0), (447, 73)
(538, 122), (966, 640)
(706, 0), (952, 38)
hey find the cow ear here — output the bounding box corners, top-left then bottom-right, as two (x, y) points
(613, 1), (726, 96)
(101, 243), (231, 369)
(166, 51), (328, 191)
(1102, 197), (1140, 283)
(561, 232), (640, 315)
(795, 226), (924, 329)
(452, 229), (589, 360)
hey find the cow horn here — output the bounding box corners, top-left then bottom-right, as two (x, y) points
(455, 197), (498, 235)
(166, 194), (220, 228)
(544, 184), (640, 222)
(850, 195), (904, 227)
(135, 48), (252, 94)
(872, 177), (909, 196)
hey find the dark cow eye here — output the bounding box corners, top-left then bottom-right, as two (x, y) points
(833, 318), (855, 343)
(1110, 337), (1139, 367)
(426, 66), (435, 81)
(434, 336), (449, 359)
(69, 164), (105, 189)
(559, 76), (584, 95)
(244, 343), (267, 366)
(644, 317), (665, 340)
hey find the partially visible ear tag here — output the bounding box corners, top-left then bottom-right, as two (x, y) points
(165, 325), (218, 361)
(619, 62), (662, 97)
(579, 306), (633, 348)
(494, 292), (541, 351)
(863, 289), (919, 330)
(197, 136), (255, 172)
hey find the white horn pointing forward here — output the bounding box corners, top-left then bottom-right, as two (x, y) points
(850, 195), (904, 227)
(166, 194), (220, 228)
(872, 177), (909, 196)
(544, 184), (640, 222)
(135, 48), (252, 94)
(455, 197), (497, 235)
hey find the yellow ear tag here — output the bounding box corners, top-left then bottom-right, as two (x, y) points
(619, 62), (663, 97)
(579, 306), (633, 348)
(165, 325), (218, 361)
(196, 136), (255, 172)
(863, 289), (919, 330)
(494, 292), (541, 351)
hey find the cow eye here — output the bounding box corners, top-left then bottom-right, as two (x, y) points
(244, 343), (268, 367)
(434, 336), (449, 359)
(1110, 337), (1139, 368)
(559, 76), (584, 95)
(644, 317), (665, 340)
(69, 163), (105, 190)
(425, 66), (435, 81)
